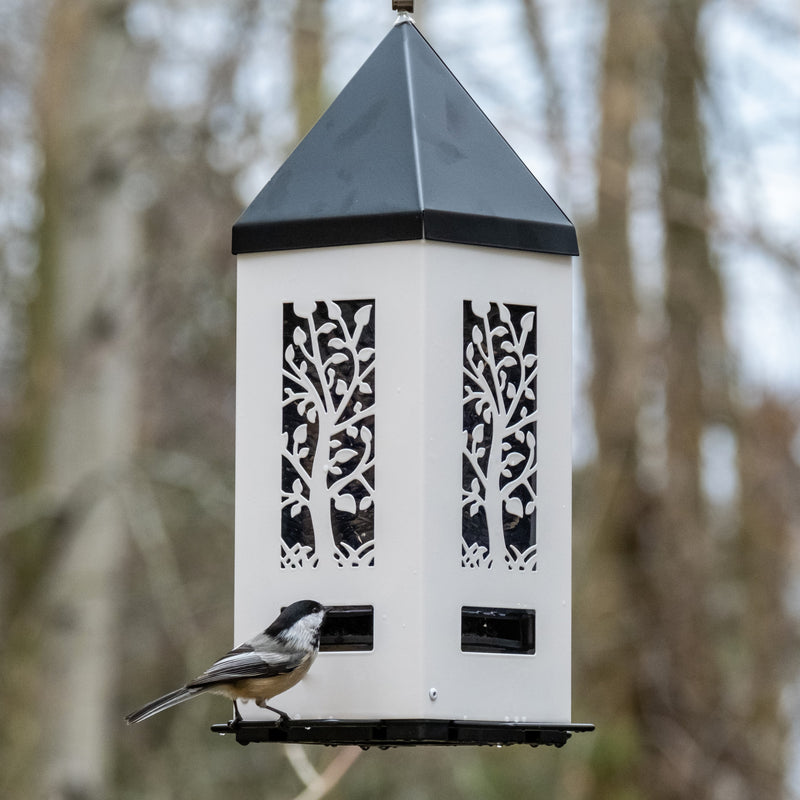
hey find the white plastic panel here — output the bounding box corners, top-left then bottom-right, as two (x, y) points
(234, 240), (571, 723)
(418, 243), (572, 723)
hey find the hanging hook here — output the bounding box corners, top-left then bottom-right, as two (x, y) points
(392, 0), (414, 12)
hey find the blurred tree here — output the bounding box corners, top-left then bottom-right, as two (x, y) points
(2, 1), (147, 798)
(578, 0), (653, 792)
(737, 398), (799, 797)
(575, 0), (798, 798)
(1, 0), (798, 798)
(292, 0), (326, 139)
(642, 2), (730, 796)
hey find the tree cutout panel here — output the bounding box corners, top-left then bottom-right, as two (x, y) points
(462, 301), (537, 570)
(281, 300), (375, 568)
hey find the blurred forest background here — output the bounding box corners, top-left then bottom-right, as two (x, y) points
(1, 0), (799, 798)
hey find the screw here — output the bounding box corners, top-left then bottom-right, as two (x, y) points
(429, 688), (438, 701)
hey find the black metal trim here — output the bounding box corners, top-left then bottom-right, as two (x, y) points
(423, 211), (579, 256)
(233, 213), (423, 255)
(210, 718), (594, 748)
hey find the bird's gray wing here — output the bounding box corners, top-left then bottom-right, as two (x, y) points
(187, 639), (305, 688)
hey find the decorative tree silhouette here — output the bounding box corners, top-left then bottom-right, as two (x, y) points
(462, 301), (538, 570)
(281, 300), (375, 567)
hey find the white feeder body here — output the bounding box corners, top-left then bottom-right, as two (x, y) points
(227, 19), (585, 741)
(234, 239), (572, 723)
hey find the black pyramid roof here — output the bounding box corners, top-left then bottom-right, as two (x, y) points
(232, 20), (578, 256)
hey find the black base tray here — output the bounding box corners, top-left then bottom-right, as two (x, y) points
(210, 718), (594, 748)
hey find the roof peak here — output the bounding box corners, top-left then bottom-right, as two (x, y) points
(233, 22), (577, 256)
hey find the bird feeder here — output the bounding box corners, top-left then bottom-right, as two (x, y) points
(214, 13), (592, 748)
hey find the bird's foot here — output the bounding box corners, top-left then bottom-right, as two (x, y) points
(261, 703), (290, 726)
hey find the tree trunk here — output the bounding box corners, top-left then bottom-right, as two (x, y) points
(737, 400), (797, 798)
(309, 412), (336, 563)
(578, 0), (653, 795)
(644, 3), (726, 797)
(2, 1), (146, 797)
(292, 0), (326, 141)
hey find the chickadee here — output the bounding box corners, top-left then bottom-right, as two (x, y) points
(125, 600), (326, 725)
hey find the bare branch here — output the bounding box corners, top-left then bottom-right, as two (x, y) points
(285, 746), (362, 800)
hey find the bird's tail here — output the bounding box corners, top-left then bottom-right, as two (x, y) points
(125, 686), (204, 725)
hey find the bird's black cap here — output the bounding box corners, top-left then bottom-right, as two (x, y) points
(266, 600), (325, 637)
